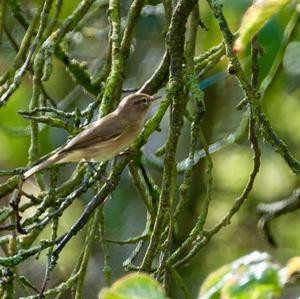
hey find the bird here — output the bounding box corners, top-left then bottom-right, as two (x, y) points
(23, 93), (160, 179)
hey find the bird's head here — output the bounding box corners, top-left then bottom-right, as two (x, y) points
(117, 93), (160, 120)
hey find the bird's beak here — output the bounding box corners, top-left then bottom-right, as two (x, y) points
(150, 95), (162, 102)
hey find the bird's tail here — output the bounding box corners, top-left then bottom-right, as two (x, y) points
(23, 153), (61, 179)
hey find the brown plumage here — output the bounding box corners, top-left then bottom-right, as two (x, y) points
(23, 93), (160, 179)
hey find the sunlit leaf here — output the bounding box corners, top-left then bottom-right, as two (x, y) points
(199, 252), (284, 299)
(222, 262), (282, 299)
(280, 256), (300, 284)
(99, 273), (166, 299)
(233, 0), (292, 53)
(199, 264), (232, 299)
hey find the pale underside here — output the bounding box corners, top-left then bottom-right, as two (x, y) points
(58, 112), (143, 162)
(23, 112), (144, 179)
(58, 124), (139, 162)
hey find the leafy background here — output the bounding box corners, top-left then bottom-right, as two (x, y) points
(0, 0), (300, 298)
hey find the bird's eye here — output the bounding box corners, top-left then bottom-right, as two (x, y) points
(142, 97), (147, 103)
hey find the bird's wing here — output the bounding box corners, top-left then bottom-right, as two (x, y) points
(59, 113), (127, 153)
(24, 114), (127, 179)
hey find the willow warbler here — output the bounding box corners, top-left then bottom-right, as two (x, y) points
(24, 93), (160, 179)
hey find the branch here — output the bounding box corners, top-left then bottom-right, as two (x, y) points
(141, 0), (198, 271)
(207, 1), (300, 174)
(257, 188), (300, 247)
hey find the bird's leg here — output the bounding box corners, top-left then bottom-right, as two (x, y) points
(19, 190), (38, 203)
(118, 148), (135, 159)
(86, 160), (98, 175)
(86, 161), (115, 187)
(9, 176), (27, 234)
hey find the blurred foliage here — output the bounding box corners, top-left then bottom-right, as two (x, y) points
(199, 251), (300, 299)
(98, 252), (300, 299)
(0, 0), (299, 298)
(199, 252), (284, 299)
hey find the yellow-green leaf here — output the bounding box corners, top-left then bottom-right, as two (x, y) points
(99, 273), (167, 299)
(199, 252), (283, 299)
(234, 0), (292, 53)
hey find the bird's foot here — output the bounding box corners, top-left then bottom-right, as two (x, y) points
(99, 174), (116, 188)
(87, 162), (116, 188)
(118, 148), (135, 158)
(10, 181), (28, 235)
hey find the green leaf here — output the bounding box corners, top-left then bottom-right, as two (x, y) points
(199, 264), (231, 299)
(283, 41), (300, 76)
(234, 0), (292, 53)
(222, 262), (282, 299)
(99, 273), (167, 299)
(199, 252), (283, 299)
